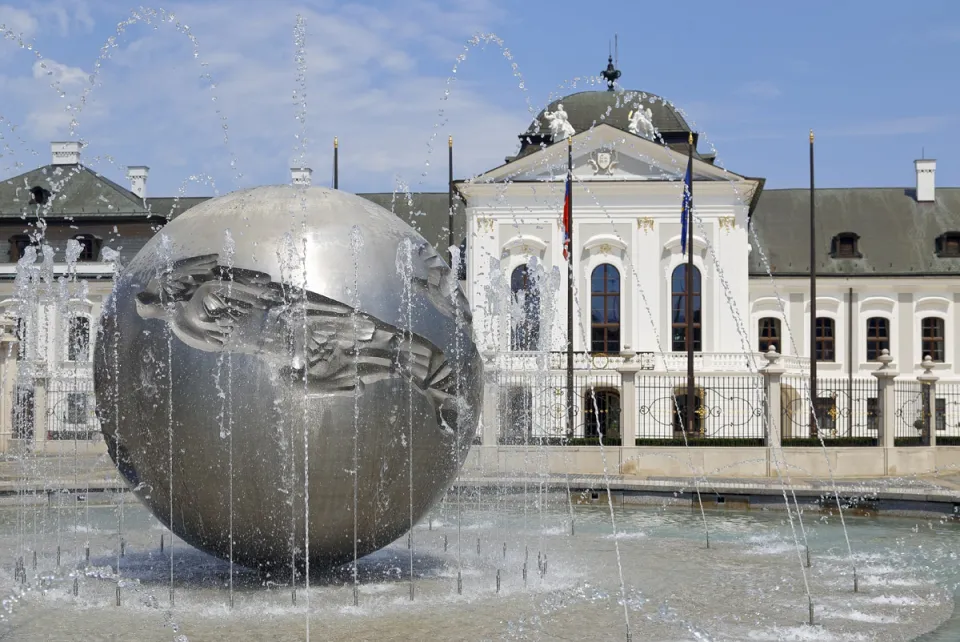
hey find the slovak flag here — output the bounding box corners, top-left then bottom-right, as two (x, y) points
(562, 171), (572, 260)
(680, 155), (693, 256)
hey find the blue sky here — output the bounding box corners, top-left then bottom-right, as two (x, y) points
(0, 0), (959, 197)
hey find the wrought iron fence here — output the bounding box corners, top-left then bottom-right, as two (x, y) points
(635, 374), (766, 445)
(496, 369), (622, 445)
(46, 377), (100, 441)
(894, 380), (929, 444)
(780, 377), (880, 442)
(935, 382), (960, 438)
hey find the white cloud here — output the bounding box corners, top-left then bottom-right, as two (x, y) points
(0, 0), (529, 195)
(0, 5), (37, 39)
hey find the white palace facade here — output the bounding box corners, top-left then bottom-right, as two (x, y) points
(1, 75), (960, 451)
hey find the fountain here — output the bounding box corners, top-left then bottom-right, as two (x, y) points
(93, 186), (482, 570)
(0, 9), (958, 642)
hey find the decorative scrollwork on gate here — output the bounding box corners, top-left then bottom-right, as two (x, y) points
(782, 379), (880, 438)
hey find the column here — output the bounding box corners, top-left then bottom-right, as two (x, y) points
(617, 365), (639, 448)
(761, 347), (785, 450)
(917, 355), (939, 447)
(871, 349), (899, 450)
(480, 352), (499, 447)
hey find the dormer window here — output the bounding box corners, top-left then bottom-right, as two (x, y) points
(72, 234), (101, 262)
(935, 232), (960, 257)
(830, 232), (861, 259)
(28, 186), (51, 205)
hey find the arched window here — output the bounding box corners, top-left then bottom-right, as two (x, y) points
(671, 264), (701, 352)
(815, 317), (835, 361)
(590, 264), (620, 353)
(865, 317), (890, 361)
(67, 316), (90, 362)
(758, 317), (781, 352)
(510, 265), (540, 351)
(583, 388), (621, 439)
(921, 317), (945, 362)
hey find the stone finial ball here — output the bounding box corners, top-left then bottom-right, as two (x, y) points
(94, 186), (481, 569)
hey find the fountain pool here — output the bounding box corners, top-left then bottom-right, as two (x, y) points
(0, 491), (957, 641)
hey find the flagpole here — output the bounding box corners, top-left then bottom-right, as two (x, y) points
(448, 136), (454, 254)
(566, 137), (575, 440)
(685, 132), (696, 438)
(809, 130), (818, 436)
(333, 137), (339, 189)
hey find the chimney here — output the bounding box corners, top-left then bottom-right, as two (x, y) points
(51, 141), (82, 165)
(126, 166), (149, 199)
(915, 158), (936, 202)
(291, 167), (312, 186)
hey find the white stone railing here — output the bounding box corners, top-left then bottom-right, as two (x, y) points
(489, 350), (810, 374)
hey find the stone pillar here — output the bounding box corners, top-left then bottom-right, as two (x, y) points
(33, 377), (46, 452)
(917, 355), (939, 447)
(871, 349), (899, 451)
(617, 365), (640, 448)
(480, 352), (499, 447)
(761, 347), (785, 451)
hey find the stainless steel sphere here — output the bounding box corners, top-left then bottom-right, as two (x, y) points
(94, 185), (481, 570)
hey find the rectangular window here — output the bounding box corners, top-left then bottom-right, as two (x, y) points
(837, 239), (856, 258)
(66, 392), (88, 425)
(921, 317), (945, 362)
(67, 316), (90, 362)
(48, 392), (97, 441)
(758, 317), (781, 353)
(865, 317), (890, 361)
(672, 391), (703, 436)
(815, 317), (835, 362)
(813, 397), (836, 434)
(12, 386), (34, 440)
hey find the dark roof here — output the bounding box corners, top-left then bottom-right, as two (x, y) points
(0, 164), (149, 217)
(516, 90), (709, 162)
(146, 197), (211, 219)
(0, 164), (467, 251)
(529, 90), (692, 136)
(357, 192), (465, 252)
(750, 187), (960, 277)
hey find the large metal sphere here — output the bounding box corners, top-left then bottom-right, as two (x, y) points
(94, 185), (481, 570)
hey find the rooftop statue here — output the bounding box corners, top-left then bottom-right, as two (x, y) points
(628, 105), (655, 139)
(544, 103), (576, 141)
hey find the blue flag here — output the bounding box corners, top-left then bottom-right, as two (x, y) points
(681, 156), (693, 256)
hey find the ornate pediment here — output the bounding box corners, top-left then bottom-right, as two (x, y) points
(473, 124), (733, 185)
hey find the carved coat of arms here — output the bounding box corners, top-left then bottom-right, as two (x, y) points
(588, 149), (618, 176)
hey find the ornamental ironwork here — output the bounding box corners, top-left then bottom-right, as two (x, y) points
(636, 374), (766, 441)
(782, 377), (880, 439)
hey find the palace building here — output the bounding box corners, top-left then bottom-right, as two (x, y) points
(1, 68), (958, 451)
